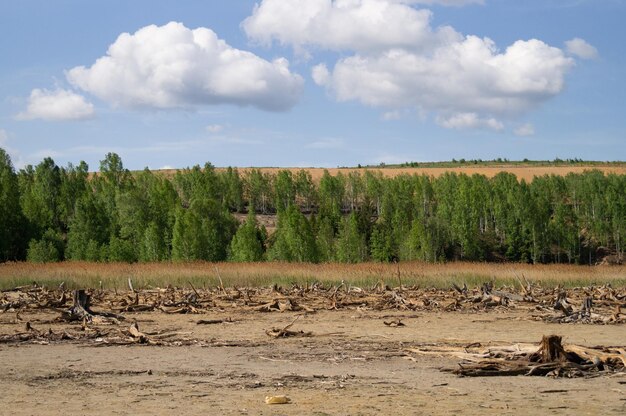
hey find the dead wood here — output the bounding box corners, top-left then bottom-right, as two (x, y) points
(58, 290), (125, 322)
(265, 315), (312, 338)
(197, 318), (233, 325)
(452, 282), (468, 295)
(61, 290), (95, 322)
(383, 319), (405, 327)
(529, 335), (569, 363)
(422, 334), (626, 378)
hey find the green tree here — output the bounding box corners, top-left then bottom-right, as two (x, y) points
(66, 192), (110, 261)
(0, 149), (26, 260)
(336, 212), (368, 263)
(58, 161), (89, 230)
(27, 228), (64, 262)
(228, 210), (265, 262)
(268, 205), (317, 262)
(245, 169), (272, 213)
(370, 221), (394, 262)
(221, 167), (244, 212)
(295, 169), (316, 212)
(318, 170), (343, 230)
(19, 158), (62, 243)
(273, 170), (295, 212)
(171, 198), (237, 261)
(315, 216), (336, 262)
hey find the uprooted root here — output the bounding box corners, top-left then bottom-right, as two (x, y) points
(407, 334), (626, 378)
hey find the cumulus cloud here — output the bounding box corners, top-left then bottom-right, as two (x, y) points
(565, 38), (598, 60)
(437, 113), (504, 131)
(381, 110), (403, 121)
(514, 123), (535, 137)
(67, 22), (303, 112)
(323, 38), (573, 123)
(16, 88), (94, 121)
(311, 64), (331, 85)
(206, 124), (224, 133)
(305, 137), (345, 149)
(250, 1), (575, 130)
(244, 0), (582, 130)
(243, 0), (461, 54)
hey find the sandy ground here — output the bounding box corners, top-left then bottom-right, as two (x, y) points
(1, 304), (625, 416)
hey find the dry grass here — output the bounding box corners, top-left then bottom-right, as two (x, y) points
(1, 261), (624, 290)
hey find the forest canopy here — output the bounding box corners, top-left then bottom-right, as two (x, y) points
(0, 148), (624, 265)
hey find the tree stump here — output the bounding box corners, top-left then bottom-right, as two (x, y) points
(64, 290), (94, 321)
(531, 335), (568, 363)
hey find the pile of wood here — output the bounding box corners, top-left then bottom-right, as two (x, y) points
(538, 289), (625, 324)
(407, 335), (626, 378)
(1, 282), (625, 324)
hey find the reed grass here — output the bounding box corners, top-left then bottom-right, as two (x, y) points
(1, 261), (624, 290)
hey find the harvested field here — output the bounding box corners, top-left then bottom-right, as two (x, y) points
(156, 164), (626, 182)
(1, 280), (625, 415)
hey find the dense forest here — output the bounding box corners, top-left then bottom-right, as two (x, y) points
(0, 148), (624, 265)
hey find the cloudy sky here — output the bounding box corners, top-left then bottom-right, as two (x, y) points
(1, 0), (624, 170)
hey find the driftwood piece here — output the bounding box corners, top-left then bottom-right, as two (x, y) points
(197, 318), (233, 325)
(408, 335), (625, 378)
(128, 322), (148, 343)
(452, 335), (623, 377)
(383, 319), (405, 327)
(266, 315), (312, 338)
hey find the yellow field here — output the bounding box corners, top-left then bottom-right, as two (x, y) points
(1, 261), (624, 290)
(154, 164), (626, 182)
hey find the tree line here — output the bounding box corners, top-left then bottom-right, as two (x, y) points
(1, 148), (624, 265)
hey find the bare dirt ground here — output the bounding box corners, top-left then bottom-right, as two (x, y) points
(1, 285), (625, 415)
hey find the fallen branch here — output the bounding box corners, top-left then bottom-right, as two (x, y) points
(265, 315), (312, 338)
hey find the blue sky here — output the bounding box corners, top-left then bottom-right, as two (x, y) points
(1, 0), (624, 170)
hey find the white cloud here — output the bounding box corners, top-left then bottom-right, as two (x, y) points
(311, 64), (331, 85)
(206, 124), (224, 133)
(243, 0), (462, 54)
(305, 137), (345, 149)
(67, 22), (304, 112)
(399, 0), (483, 5)
(324, 38), (573, 126)
(565, 37), (598, 60)
(381, 110), (403, 121)
(16, 88), (94, 121)
(244, 0), (579, 130)
(437, 113), (504, 131)
(205, 135), (263, 145)
(0, 129), (7, 146)
(514, 123), (535, 137)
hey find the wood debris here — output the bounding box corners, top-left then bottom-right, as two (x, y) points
(265, 315), (312, 338)
(383, 319), (405, 327)
(407, 335), (626, 378)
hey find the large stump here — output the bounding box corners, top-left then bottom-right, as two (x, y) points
(531, 335), (568, 363)
(63, 289), (94, 321)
